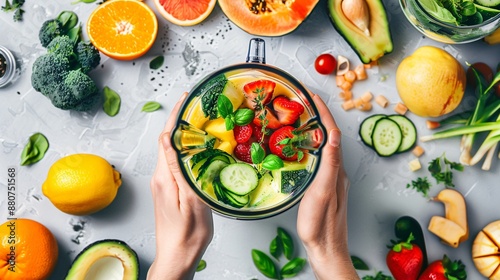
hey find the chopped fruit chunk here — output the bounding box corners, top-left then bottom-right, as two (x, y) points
(233, 124), (253, 144)
(243, 79), (275, 109)
(269, 126), (304, 161)
(253, 107), (282, 129)
(234, 142), (252, 163)
(273, 96), (305, 125)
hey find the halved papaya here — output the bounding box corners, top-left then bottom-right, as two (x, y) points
(218, 0), (319, 36)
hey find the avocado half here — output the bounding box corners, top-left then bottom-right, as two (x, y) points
(65, 239), (139, 280)
(328, 0), (393, 63)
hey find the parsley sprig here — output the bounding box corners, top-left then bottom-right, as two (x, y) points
(407, 154), (463, 197)
(2, 0), (25, 21)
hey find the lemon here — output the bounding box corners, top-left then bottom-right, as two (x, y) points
(396, 46), (466, 117)
(42, 154), (122, 215)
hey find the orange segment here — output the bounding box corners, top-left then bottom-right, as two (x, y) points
(0, 219), (58, 280)
(87, 0), (158, 60)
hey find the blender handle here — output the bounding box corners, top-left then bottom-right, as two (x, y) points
(246, 38), (266, 64)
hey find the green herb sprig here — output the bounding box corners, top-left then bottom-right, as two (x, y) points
(250, 143), (284, 174)
(2, 0), (25, 22)
(362, 271), (393, 280)
(252, 227), (306, 280)
(217, 95), (254, 130)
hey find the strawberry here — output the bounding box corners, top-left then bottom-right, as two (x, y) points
(251, 123), (269, 144)
(269, 126), (305, 161)
(386, 233), (423, 280)
(243, 79), (275, 109)
(273, 96), (305, 125)
(234, 142), (252, 163)
(418, 255), (466, 280)
(233, 124), (253, 144)
(253, 107), (282, 130)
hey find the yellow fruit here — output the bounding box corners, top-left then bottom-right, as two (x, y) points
(185, 99), (209, 129)
(42, 154), (122, 215)
(396, 46), (466, 117)
(204, 118), (237, 144)
(217, 141), (236, 155)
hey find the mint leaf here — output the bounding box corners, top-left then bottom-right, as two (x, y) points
(103, 86), (121, 117)
(142, 101), (162, 112)
(21, 132), (49, 166)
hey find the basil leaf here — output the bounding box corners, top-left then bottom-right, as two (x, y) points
(262, 155), (284, 170)
(225, 117), (235, 131)
(251, 249), (278, 279)
(280, 257), (306, 278)
(103, 86), (121, 117)
(234, 109), (254, 126)
(351, 255), (369, 270)
(278, 227), (294, 260)
(297, 150), (304, 162)
(196, 259), (206, 272)
(67, 25), (81, 43)
(149, 55), (164, 70)
(142, 101), (162, 112)
(217, 95), (233, 118)
(57, 11), (78, 32)
(269, 235), (282, 259)
(21, 132), (49, 166)
(251, 142), (265, 164)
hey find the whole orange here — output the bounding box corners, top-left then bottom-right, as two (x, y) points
(0, 219), (58, 280)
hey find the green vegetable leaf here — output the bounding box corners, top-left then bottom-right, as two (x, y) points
(406, 177), (432, 197)
(217, 95), (233, 119)
(57, 11), (78, 32)
(142, 101), (162, 112)
(251, 142), (265, 164)
(21, 132), (49, 166)
(280, 257), (306, 278)
(418, 0), (458, 25)
(251, 249), (279, 279)
(262, 154), (284, 171)
(282, 146), (296, 158)
(362, 271), (393, 280)
(67, 25), (82, 43)
(278, 138), (291, 145)
(2, 0), (12, 11)
(351, 255), (369, 270)
(278, 227), (294, 260)
(72, 0), (97, 4)
(428, 154), (463, 188)
(234, 109), (254, 126)
(149, 55), (164, 70)
(103, 86), (121, 117)
(224, 117), (235, 131)
(269, 235), (282, 259)
(196, 259), (206, 272)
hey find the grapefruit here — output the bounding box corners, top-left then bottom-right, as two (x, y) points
(396, 46), (466, 118)
(154, 0), (216, 26)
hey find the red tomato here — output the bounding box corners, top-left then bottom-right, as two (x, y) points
(315, 53), (337, 75)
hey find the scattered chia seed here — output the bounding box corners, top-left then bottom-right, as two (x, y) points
(0, 53), (6, 78)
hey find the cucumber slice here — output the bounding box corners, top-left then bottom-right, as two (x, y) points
(198, 160), (229, 190)
(475, 0), (500, 8)
(388, 115), (417, 153)
(371, 118), (403, 157)
(359, 114), (387, 147)
(197, 153), (235, 180)
(219, 163), (259, 195)
(213, 177), (249, 208)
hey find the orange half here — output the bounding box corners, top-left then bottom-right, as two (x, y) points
(87, 0), (158, 60)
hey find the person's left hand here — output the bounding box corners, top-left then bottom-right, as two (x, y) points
(148, 92), (214, 280)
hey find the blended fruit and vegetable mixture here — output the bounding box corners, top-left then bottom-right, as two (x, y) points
(180, 70), (321, 210)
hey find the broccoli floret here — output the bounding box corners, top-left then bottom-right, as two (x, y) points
(47, 35), (75, 58)
(31, 53), (70, 94)
(39, 19), (63, 48)
(75, 41), (100, 74)
(48, 70), (98, 110)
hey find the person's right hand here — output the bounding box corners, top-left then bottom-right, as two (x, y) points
(297, 94), (359, 280)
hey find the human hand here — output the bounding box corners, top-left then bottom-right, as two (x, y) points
(296, 94), (358, 279)
(147, 92), (214, 280)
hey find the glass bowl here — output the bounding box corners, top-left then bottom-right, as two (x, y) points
(171, 39), (326, 220)
(400, 0), (500, 44)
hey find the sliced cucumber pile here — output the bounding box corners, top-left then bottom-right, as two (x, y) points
(212, 163), (259, 208)
(359, 114), (417, 157)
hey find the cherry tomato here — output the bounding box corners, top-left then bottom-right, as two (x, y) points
(466, 62), (493, 88)
(315, 53), (337, 75)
